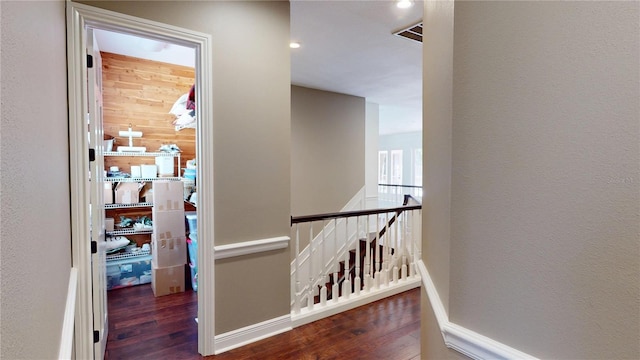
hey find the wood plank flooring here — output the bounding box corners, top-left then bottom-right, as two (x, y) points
(106, 285), (420, 359)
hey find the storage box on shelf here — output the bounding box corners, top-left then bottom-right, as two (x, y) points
(104, 151), (181, 179)
(103, 151), (182, 250)
(153, 180), (185, 212)
(106, 251), (152, 290)
(151, 179), (187, 297)
(187, 234), (198, 291)
(185, 211), (198, 291)
(152, 264), (185, 297)
(151, 234), (187, 268)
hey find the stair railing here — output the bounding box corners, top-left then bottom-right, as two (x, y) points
(378, 184), (423, 207)
(291, 195), (422, 318)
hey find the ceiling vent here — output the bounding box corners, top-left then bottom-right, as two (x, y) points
(393, 21), (423, 43)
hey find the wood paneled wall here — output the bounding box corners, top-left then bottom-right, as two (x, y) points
(101, 52), (196, 174)
(101, 52), (196, 247)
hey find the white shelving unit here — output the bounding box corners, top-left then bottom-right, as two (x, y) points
(104, 150), (182, 252)
(105, 176), (181, 182)
(104, 151), (181, 181)
(106, 228), (153, 236)
(104, 150), (180, 158)
(105, 202), (153, 210)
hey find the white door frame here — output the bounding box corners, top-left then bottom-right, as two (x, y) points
(66, 2), (215, 357)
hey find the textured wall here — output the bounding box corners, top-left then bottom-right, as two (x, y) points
(100, 52), (196, 170)
(291, 86), (366, 216)
(0, 1), (71, 358)
(422, 0), (455, 318)
(365, 102), (379, 202)
(83, 0), (292, 335)
(449, 1), (639, 358)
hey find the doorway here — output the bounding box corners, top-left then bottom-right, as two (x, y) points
(67, 3), (215, 358)
(95, 26), (197, 353)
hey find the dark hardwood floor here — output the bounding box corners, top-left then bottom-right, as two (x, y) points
(106, 285), (420, 359)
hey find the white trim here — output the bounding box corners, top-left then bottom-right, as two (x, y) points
(66, 2), (215, 356)
(417, 260), (539, 360)
(59, 268), (78, 360)
(214, 315), (292, 354)
(214, 236), (290, 260)
(292, 277), (421, 328)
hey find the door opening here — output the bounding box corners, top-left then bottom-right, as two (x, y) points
(67, 3), (215, 358)
(94, 26), (198, 354)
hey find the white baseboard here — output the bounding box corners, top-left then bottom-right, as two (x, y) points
(214, 314), (292, 354)
(417, 260), (538, 360)
(291, 277), (421, 328)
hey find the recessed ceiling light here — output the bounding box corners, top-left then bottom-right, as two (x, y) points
(396, 0), (413, 9)
(290, 42), (301, 49)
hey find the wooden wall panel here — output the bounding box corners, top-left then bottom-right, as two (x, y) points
(101, 52), (196, 174)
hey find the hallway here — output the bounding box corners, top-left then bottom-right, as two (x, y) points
(105, 286), (420, 359)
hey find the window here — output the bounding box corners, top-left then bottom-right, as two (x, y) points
(413, 148), (422, 186)
(378, 151), (388, 184)
(390, 150), (403, 185)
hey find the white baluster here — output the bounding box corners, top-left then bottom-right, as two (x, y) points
(373, 214), (380, 289)
(409, 210), (416, 278)
(308, 223), (314, 310)
(354, 216), (361, 296)
(401, 211), (408, 281)
(382, 212), (389, 288)
(293, 224), (301, 314)
(363, 214), (371, 292)
(319, 220), (327, 306)
(332, 217), (339, 303)
(342, 217), (351, 299)
(392, 210), (399, 284)
(416, 209), (421, 276)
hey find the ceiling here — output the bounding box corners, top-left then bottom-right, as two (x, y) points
(291, 0), (423, 135)
(94, 1), (423, 135)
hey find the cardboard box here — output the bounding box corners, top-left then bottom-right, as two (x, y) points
(141, 164), (157, 178)
(152, 209), (186, 240)
(151, 233), (187, 268)
(153, 181), (184, 211)
(105, 218), (115, 232)
(115, 182), (143, 204)
(140, 184), (153, 203)
(104, 183), (113, 204)
(151, 264), (185, 297)
(155, 156), (174, 177)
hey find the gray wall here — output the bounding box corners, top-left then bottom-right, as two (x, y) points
(82, 1), (292, 335)
(365, 102), (379, 203)
(420, 3), (458, 359)
(0, 1), (71, 358)
(424, 1), (640, 359)
(291, 86), (365, 216)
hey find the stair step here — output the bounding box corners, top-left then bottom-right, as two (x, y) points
(313, 241), (398, 304)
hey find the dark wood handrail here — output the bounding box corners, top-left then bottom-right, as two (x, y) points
(291, 195), (422, 225)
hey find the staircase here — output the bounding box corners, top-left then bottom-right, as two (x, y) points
(315, 238), (391, 303)
(291, 195), (423, 327)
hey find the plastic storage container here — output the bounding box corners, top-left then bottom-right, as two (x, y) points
(106, 254), (152, 290)
(189, 262), (197, 292)
(187, 235), (198, 291)
(187, 235), (197, 268)
(185, 211), (197, 235)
